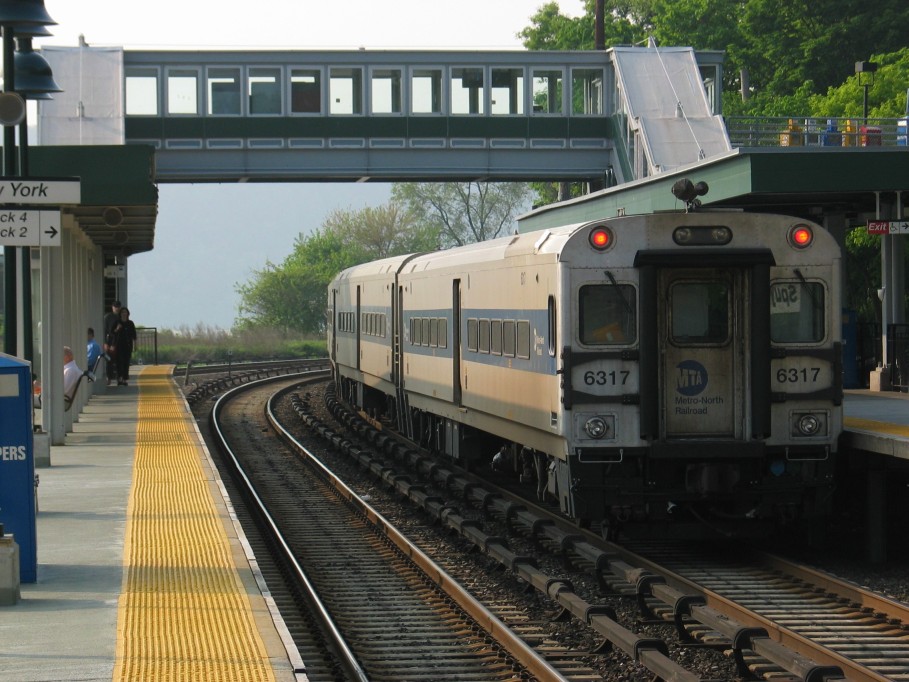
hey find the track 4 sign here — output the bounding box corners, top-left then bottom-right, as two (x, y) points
(0, 210), (61, 246)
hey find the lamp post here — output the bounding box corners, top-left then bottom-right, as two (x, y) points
(13, 29), (59, 362)
(0, 0), (55, 357)
(855, 60), (878, 125)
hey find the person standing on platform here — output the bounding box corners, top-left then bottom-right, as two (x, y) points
(103, 300), (121, 386)
(63, 346), (82, 400)
(86, 327), (102, 377)
(110, 307), (137, 386)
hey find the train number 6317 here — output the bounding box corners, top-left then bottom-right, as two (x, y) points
(776, 367), (821, 383)
(584, 369), (630, 386)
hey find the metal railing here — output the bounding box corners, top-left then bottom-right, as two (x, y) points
(726, 116), (907, 148)
(134, 327), (158, 366)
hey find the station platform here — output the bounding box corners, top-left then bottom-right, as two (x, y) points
(0, 366), (298, 682)
(843, 388), (909, 458)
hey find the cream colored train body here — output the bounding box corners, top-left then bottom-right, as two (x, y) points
(328, 210), (842, 537)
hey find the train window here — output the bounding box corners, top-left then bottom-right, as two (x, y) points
(166, 68), (199, 115)
(770, 281), (825, 343)
(479, 319), (491, 353)
(467, 318), (478, 352)
(126, 67), (160, 116)
(411, 67), (443, 114)
(548, 296), (557, 356)
(491, 320), (503, 355)
(503, 320), (516, 357)
(491, 68), (524, 115)
(451, 67), (484, 115)
(290, 68), (322, 114)
(371, 68), (403, 114)
(532, 69), (563, 114)
(330, 67), (364, 114)
(579, 284), (636, 345)
(516, 321), (531, 359)
(412, 317), (421, 345)
(249, 67), (282, 115)
(438, 319), (448, 349)
(422, 318), (431, 346)
(671, 282), (729, 344)
(430, 318), (439, 347)
(571, 68), (603, 115)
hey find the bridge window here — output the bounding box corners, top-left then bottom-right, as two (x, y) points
(491, 68), (524, 115)
(571, 68), (603, 115)
(371, 67), (403, 114)
(411, 67), (443, 114)
(451, 67), (484, 115)
(207, 67), (241, 115)
(167, 68), (199, 115)
(290, 68), (322, 114)
(330, 67), (363, 115)
(532, 69), (562, 114)
(249, 67), (282, 115)
(125, 67), (159, 116)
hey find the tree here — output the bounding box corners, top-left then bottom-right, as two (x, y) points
(236, 201), (434, 334)
(518, 1), (643, 50)
(391, 182), (531, 247)
(322, 203), (438, 259)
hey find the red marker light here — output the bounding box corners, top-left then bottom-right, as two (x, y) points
(789, 224), (813, 249)
(589, 226), (614, 251)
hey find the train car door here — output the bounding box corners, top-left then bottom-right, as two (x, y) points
(452, 279), (462, 406)
(658, 269), (744, 439)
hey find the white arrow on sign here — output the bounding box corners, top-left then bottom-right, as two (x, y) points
(0, 209), (62, 246)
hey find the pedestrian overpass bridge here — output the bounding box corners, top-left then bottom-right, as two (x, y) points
(38, 44), (729, 185)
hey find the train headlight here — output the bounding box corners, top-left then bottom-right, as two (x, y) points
(797, 414), (820, 435)
(789, 224), (814, 249)
(584, 416), (609, 439)
(672, 225), (732, 245)
(588, 225), (615, 251)
(796, 413), (821, 436)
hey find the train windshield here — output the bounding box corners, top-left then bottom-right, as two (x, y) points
(579, 284), (636, 345)
(770, 281), (825, 342)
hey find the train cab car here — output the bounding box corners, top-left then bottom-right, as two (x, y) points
(328, 209), (842, 540)
(328, 254), (419, 413)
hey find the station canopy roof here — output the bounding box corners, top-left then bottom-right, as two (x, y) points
(29, 145), (157, 256)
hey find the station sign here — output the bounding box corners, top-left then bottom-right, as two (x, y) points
(0, 210), (61, 246)
(0, 178), (80, 205)
(867, 220), (909, 235)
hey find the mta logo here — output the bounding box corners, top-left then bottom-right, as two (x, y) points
(676, 360), (708, 396)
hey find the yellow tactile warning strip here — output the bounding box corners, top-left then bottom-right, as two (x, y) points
(113, 366), (277, 682)
(845, 416), (909, 438)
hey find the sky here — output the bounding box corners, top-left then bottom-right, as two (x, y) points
(33, 0), (585, 330)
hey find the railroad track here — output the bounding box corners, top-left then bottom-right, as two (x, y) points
(206, 372), (596, 681)
(291, 381), (909, 682)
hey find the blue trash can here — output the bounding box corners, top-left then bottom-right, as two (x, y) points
(0, 353), (37, 583)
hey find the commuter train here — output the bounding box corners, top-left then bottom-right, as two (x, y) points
(327, 206), (842, 539)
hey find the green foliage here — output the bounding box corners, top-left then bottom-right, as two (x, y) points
(518, 1), (643, 50)
(155, 325), (326, 365)
(844, 228), (882, 324)
(521, 0), (909, 110)
(391, 182), (531, 247)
